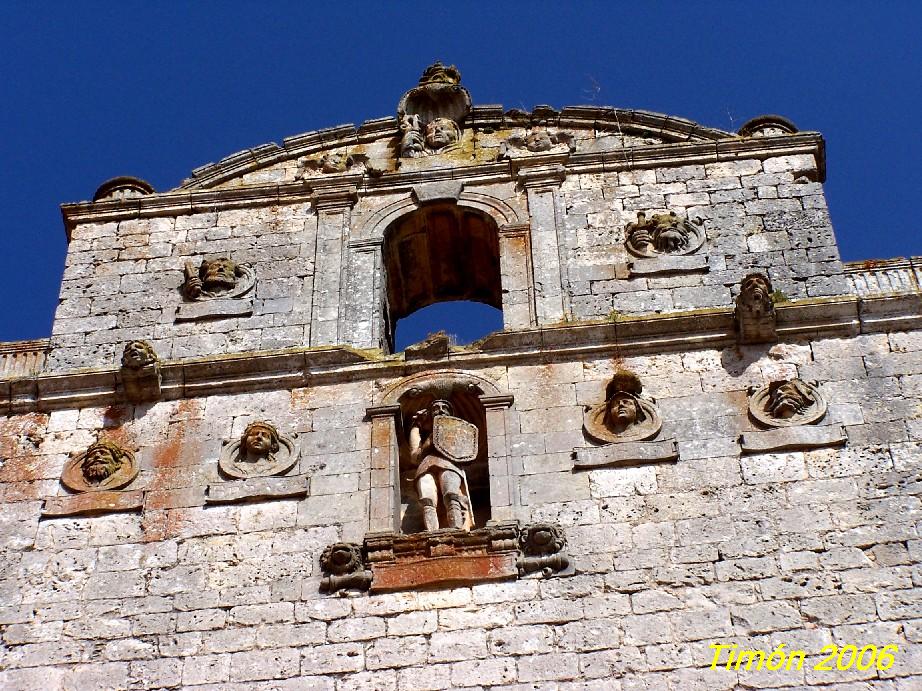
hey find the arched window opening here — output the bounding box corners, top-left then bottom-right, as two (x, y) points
(383, 204), (503, 352)
(393, 301), (503, 352)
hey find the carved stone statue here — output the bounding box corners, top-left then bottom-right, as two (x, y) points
(583, 370), (663, 444)
(182, 257), (256, 301)
(61, 439), (139, 493)
(408, 399), (477, 531)
(749, 378), (827, 428)
(319, 542), (372, 593)
(735, 272), (777, 343)
(120, 340), (162, 403)
(218, 421), (299, 479)
(397, 62), (471, 160)
(625, 211), (704, 258)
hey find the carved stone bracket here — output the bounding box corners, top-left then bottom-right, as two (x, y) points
(513, 161), (568, 189)
(119, 340), (162, 403)
(319, 522), (569, 594)
(735, 272), (777, 344)
(740, 425), (846, 453)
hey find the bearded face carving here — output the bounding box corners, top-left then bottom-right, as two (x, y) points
(219, 420), (298, 479)
(61, 440), (139, 493)
(625, 212), (704, 258)
(749, 378), (826, 428)
(182, 257), (256, 301)
(735, 272), (778, 344)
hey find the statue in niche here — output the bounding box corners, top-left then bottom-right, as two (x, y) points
(408, 399), (477, 531)
(61, 439), (139, 493)
(583, 370), (663, 444)
(182, 257), (256, 301)
(396, 62), (471, 160)
(625, 211), (704, 258)
(749, 378), (827, 428)
(218, 421), (299, 479)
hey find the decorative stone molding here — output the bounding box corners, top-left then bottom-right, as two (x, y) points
(319, 543), (372, 594)
(740, 425), (846, 453)
(42, 490), (144, 518)
(296, 150), (364, 177)
(396, 62), (471, 160)
(61, 439), (139, 493)
(92, 176), (154, 202)
(735, 272), (777, 344)
(320, 522), (569, 594)
(218, 421), (299, 479)
(119, 340), (161, 403)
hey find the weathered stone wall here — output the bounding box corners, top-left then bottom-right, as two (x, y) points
(2, 331), (921, 689)
(50, 147), (842, 372)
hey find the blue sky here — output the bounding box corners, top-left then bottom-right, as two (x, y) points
(2, 2), (921, 344)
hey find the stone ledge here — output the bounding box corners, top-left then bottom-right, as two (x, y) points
(41, 490), (144, 517)
(572, 438), (680, 469)
(175, 297), (254, 322)
(205, 474), (310, 504)
(740, 425), (847, 453)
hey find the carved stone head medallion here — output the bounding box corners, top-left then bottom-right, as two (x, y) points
(182, 257), (256, 301)
(583, 370), (662, 444)
(219, 421), (299, 479)
(121, 340), (158, 370)
(749, 378), (826, 428)
(62, 439), (139, 493)
(625, 212), (704, 258)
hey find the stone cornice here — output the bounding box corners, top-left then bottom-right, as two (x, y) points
(3, 293), (919, 415)
(60, 133), (825, 240)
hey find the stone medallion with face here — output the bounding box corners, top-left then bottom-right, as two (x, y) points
(749, 378), (827, 428)
(183, 257), (256, 301)
(625, 211), (705, 258)
(61, 440), (139, 493)
(424, 117), (461, 151)
(583, 370), (663, 444)
(218, 421), (299, 479)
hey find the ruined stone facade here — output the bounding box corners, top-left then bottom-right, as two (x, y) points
(1, 65), (922, 689)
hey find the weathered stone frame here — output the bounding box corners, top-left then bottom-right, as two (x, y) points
(348, 183), (533, 350)
(365, 370), (516, 533)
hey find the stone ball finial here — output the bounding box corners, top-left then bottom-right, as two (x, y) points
(92, 176), (155, 202)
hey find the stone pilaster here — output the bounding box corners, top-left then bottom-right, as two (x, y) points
(515, 162), (569, 324)
(343, 238), (383, 350)
(365, 404), (401, 533)
(498, 223), (535, 329)
(309, 179), (359, 346)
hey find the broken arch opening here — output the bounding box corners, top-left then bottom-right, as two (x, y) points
(383, 203), (503, 352)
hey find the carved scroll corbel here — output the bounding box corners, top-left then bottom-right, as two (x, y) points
(516, 523), (570, 578)
(319, 543), (372, 594)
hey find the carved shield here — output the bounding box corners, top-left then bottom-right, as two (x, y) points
(431, 415), (478, 464)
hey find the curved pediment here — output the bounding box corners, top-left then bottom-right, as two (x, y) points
(175, 104), (750, 192)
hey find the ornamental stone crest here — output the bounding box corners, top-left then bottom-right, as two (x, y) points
(319, 543), (372, 593)
(748, 378), (827, 428)
(582, 370), (663, 444)
(397, 62), (470, 159)
(218, 421), (299, 479)
(297, 150), (364, 177)
(182, 257), (255, 301)
(625, 211), (704, 258)
(61, 439), (139, 493)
